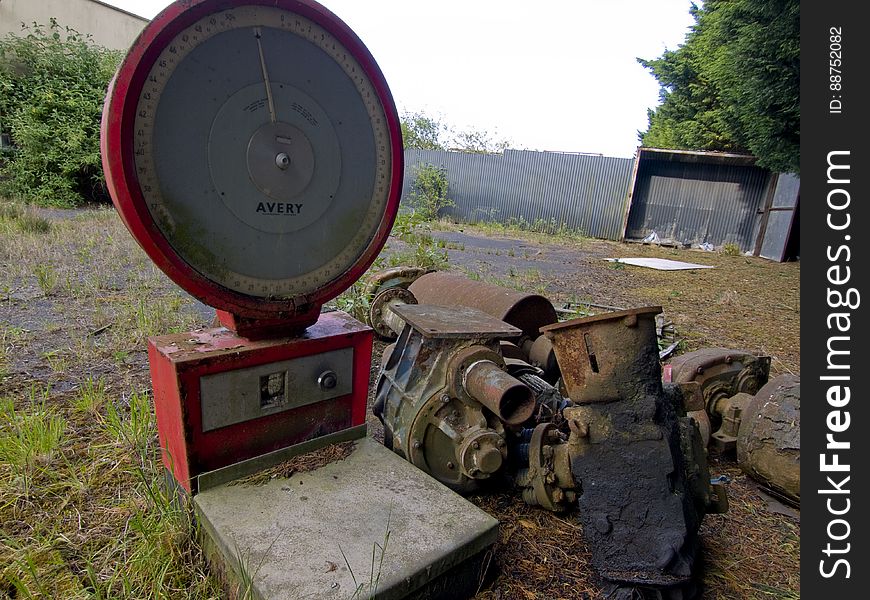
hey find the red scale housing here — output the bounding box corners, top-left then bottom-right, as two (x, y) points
(149, 312), (373, 493)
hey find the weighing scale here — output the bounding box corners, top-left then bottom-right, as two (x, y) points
(101, 1), (497, 597)
(100, 0), (401, 492)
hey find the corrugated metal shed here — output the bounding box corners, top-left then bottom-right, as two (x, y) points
(624, 147), (775, 251)
(402, 149), (634, 240)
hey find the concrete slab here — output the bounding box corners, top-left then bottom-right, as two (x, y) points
(194, 437), (499, 600)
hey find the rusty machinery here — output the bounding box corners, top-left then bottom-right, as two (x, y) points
(372, 273), (728, 596)
(667, 350), (800, 505)
(736, 375), (800, 505)
(369, 271), (562, 379)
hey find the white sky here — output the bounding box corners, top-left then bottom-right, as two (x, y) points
(103, 0), (695, 157)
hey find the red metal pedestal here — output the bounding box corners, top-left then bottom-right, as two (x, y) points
(148, 310), (372, 493)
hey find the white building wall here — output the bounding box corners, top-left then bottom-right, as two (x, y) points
(0, 0), (148, 51)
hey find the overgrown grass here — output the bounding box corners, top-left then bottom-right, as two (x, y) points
(386, 211), (449, 270)
(0, 386), (67, 498)
(0, 201), (52, 236)
(0, 374), (220, 600)
(0, 206), (220, 598)
(434, 215), (588, 245)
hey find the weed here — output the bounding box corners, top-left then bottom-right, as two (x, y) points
(1, 325), (27, 378)
(483, 276), (526, 292)
(74, 376), (108, 415)
(408, 163), (453, 220)
(231, 527), (285, 599)
(334, 280), (371, 322)
(386, 242), (448, 271)
(459, 267), (482, 281)
(77, 238), (96, 263)
(103, 389), (154, 453)
(111, 293), (194, 344)
(0, 201), (23, 221)
(339, 506), (393, 600)
(722, 242), (741, 256)
(41, 348), (69, 373)
(447, 215), (588, 245)
(17, 212), (52, 234)
(391, 210), (430, 244)
(1, 201), (52, 235)
(33, 263), (58, 295)
(0, 390), (67, 497)
(63, 272), (81, 297)
(607, 259), (625, 270)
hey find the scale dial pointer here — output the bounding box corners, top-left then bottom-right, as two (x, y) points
(254, 27), (277, 123)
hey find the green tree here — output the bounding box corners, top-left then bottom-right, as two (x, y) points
(400, 110), (512, 154)
(639, 0), (799, 174)
(450, 126), (511, 154)
(0, 21), (121, 206)
(400, 111), (448, 151)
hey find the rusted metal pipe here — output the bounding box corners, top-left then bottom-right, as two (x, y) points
(463, 360), (535, 425)
(381, 301), (407, 336)
(408, 272), (558, 339)
(368, 287), (417, 339)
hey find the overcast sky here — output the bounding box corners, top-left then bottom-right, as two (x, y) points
(103, 0), (695, 157)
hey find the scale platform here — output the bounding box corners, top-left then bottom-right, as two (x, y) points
(195, 437), (499, 599)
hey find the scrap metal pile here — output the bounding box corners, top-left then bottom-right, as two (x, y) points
(366, 269), (801, 598)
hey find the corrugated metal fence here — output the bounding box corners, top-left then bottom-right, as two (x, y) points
(402, 149), (634, 240)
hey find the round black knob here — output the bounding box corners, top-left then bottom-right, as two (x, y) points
(318, 370), (337, 391)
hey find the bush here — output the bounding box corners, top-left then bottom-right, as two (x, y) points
(408, 163), (453, 221)
(0, 21), (121, 207)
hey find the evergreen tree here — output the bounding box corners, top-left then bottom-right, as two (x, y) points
(640, 0), (799, 173)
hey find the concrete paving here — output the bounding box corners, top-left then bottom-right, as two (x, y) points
(194, 437), (499, 599)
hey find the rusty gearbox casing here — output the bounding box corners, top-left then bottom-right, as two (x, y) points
(373, 304), (535, 492)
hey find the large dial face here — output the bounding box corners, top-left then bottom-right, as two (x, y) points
(103, 0), (402, 316)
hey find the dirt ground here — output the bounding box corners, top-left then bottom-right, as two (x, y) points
(0, 206), (799, 599)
